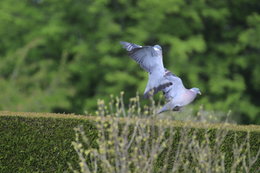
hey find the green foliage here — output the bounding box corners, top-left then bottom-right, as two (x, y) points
(0, 0), (259, 124)
(0, 115), (96, 173)
(0, 112), (259, 172)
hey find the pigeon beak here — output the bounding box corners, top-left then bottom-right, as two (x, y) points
(198, 91), (202, 95)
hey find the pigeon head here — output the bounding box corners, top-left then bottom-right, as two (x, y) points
(190, 88), (201, 95)
(153, 45), (162, 51)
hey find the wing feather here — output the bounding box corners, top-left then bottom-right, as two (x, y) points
(163, 70), (185, 100)
(120, 41), (164, 73)
(121, 41), (172, 98)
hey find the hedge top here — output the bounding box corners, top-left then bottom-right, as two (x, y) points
(0, 111), (259, 132)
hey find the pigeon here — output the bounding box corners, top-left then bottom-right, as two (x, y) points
(120, 41), (172, 98)
(157, 69), (201, 114)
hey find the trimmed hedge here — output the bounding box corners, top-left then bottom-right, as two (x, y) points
(155, 126), (260, 172)
(0, 115), (97, 173)
(0, 112), (259, 172)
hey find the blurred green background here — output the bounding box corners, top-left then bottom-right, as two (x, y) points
(0, 0), (259, 124)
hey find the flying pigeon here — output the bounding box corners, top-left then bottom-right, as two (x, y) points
(157, 69), (201, 114)
(120, 41), (172, 98)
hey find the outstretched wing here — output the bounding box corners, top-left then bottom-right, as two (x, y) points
(121, 41), (172, 98)
(162, 69), (185, 100)
(120, 41), (164, 73)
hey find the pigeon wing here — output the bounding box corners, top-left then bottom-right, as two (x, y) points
(121, 41), (172, 98)
(143, 77), (172, 99)
(163, 70), (186, 100)
(120, 41), (164, 73)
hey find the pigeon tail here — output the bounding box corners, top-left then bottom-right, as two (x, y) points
(157, 101), (172, 114)
(157, 101), (182, 114)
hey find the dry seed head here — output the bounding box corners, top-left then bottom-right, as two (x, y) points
(84, 150), (91, 155)
(71, 141), (77, 147)
(108, 149), (115, 154)
(79, 148), (84, 153)
(99, 148), (105, 154)
(104, 122), (109, 128)
(153, 154), (158, 159)
(162, 142), (167, 148)
(140, 124), (145, 128)
(130, 98), (137, 102)
(79, 162), (84, 168)
(96, 139), (101, 144)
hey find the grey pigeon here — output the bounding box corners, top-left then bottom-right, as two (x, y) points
(120, 41), (172, 98)
(157, 69), (201, 114)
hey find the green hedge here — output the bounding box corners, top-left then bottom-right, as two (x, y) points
(0, 115), (97, 173)
(0, 112), (259, 172)
(154, 127), (260, 172)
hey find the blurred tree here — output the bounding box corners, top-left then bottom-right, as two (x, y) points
(0, 0), (259, 124)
